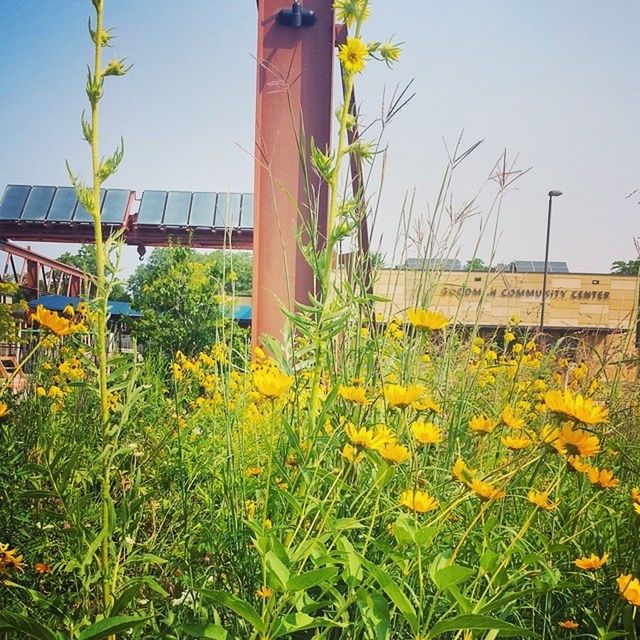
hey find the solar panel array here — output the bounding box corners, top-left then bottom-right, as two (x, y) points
(0, 185), (131, 225)
(512, 260), (569, 273)
(405, 258), (463, 271)
(0, 186), (255, 231)
(136, 190), (253, 229)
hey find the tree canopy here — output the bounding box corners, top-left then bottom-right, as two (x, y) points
(463, 257), (489, 271)
(610, 260), (640, 275)
(127, 247), (251, 355)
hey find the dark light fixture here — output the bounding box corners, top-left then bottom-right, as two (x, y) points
(277, 1), (316, 28)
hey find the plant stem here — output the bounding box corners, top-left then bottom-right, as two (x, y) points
(89, 0), (113, 615)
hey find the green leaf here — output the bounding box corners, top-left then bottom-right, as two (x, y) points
(287, 567), (338, 592)
(265, 550), (290, 589)
(336, 536), (363, 585)
(124, 552), (168, 566)
(19, 490), (59, 500)
(181, 623), (228, 639)
(623, 604), (638, 639)
(0, 612), (63, 640)
(427, 614), (540, 638)
(111, 577), (168, 616)
(197, 589), (265, 634)
(359, 556), (419, 634)
(271, 612), (342, 638)
(81, 529), (106, 570)
(432, 564), (475, 591)
(357, 589), (390, 640)
(79, 615), (151, 640)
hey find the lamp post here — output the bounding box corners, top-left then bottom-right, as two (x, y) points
(540, 190), (563, 333)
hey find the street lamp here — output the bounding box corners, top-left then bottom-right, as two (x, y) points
(540, 190), (563, 333)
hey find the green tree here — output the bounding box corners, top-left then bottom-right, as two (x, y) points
(464, 257), (489, 271)
(57, 244), (130, 301)
(611, 259), (640, 275)
(128, 247), (249, 355)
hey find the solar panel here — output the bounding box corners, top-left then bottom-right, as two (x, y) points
(239, 193), (254, 229)
(189, 192), (217, 227)
(164, 191), (192, 226)
(137, 191), (168, 225)
(214, 193), (242, 229)
(101, 189), (131, 224)
(405, 257), (462, 271)
(0, 185), (31, 220)
(513, 260), (569, 273)
(21, 186), (56, 221)
(48, 187), (78, 221)
(73, 188), (105, 223)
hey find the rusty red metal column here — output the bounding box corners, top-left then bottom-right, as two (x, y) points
(252, 0), (334, 345)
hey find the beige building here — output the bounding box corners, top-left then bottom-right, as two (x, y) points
(374, 269), (639, 369)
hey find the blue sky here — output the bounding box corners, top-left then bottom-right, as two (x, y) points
(1, 1), (639, 274)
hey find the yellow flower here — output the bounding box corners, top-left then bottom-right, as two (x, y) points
(256, 585), (273, 599)
(338, 36), (369, 74)
(558, 620), (579, 630)
(245, 466), (263, 478)
(527, 490), (558, 511)
(384, 383), (424, 409)
(544, 390), (608, 424)
(566, 455), (592, 474)
(399, 489), (438, 513)
(501, 404), (525, 429)
(452, 458), (476, 485)
(501, 434), (533, 450)
(47, 385), (64, 400)
(586, 467), (619, 489)
(253, 366), (293, 398)
(244, 500), (257, 519)
(406, 308), (449, 331)
(77, 301), (89, 316)
(575, 552), (609, 571)
(345, 423), (395, 451)
(378, 442), (410, 464)
(31, 305), (80, 336)
(339, 384), (368, 404)
(411, 419), (443, 445)
(470, 478), (506, 501)
(412, 396), (441, 413)
(632, 487), (640, 506)
(334, 0), (370, 27)
(341, 443), (363, 464)
(379, 41), (401, 65)
(0, 543), (25, 575)
(469, 415), (497, 434)
(0, 401), (8, 418)
(62, 304), (75, 317)
(554, 424), (600, 458)
(618, 574), (640, 606)
(538, 424), (560, 446)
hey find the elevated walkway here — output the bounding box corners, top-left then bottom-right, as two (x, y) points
(0, 185), (253, 249)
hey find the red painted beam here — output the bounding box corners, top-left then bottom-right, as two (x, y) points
(0, 240), (87, 278)
(252, 0), (334, 345)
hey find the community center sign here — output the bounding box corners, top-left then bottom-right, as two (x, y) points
(439, 286), (611, 301)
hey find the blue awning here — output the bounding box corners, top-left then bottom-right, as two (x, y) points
(29, 294), (142, 318)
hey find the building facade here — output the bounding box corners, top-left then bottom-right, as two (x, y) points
(374, 269), (639, 372)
